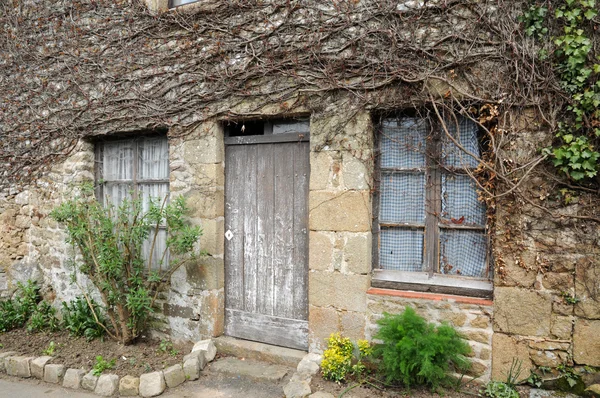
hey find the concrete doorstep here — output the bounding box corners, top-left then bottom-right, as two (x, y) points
(209, 357), (291, 382)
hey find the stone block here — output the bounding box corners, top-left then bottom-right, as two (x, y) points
(164, 364), (186, 388)
(342, 153), (371, 190)
(468, 360), (487, 377)
(309, 271), (369, 312)
(574, 319), (600, 366)
(308, 305), (339, 351)
(183, 357), (201, 381)
(470, 315), (491, 329)
(119, 375), (140, 396)
(6, 356), (33, 377)
(197, 289), (225, 337)
(551, 315), (573, 340)
(95, 374), (119, 397)
(491, 333), (532, 380)
(184, 349), (207, 370)
(309, 393), (335, 398)
(343, 233), (371, 274)
(139, 371), (166, 397)
(309, 231), (333, 271)
(192, 163), (225, 187)
(63, 368), (86, 389)
(340, 311), (366, 340)
(309, 191), (370, 232)
(43, 364), (65, 384)
(183, 129), (224, 164)
(186, 256), (224, 290)
(494, 287), (551, 336)
(309, 151), (335, 191)
(0, 351), (17, 372)
(441, 312), (467, 328)
(297, 354), (321, 377)
(186, 189), (224, 219)
(192, 339), (217, 362)
(196, 218), (224, 256)
(284, 379), (312, 398)
(30, 356), (53, 379)
(529, 348), (566, 368)
(81, 371), (99, 391)
(542, 272), (573, 291)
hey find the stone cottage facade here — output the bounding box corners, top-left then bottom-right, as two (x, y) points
(1, 0), (599, 384)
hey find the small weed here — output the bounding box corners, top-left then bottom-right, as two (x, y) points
(143, 363), (152, 373)
(159, 339), (179, 357)
(483, 381), (519, 398)
(92, 356), (116, 376)
(560, 292), (581, 305)
(43, 341), (56, 356)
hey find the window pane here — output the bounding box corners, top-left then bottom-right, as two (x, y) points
(139, 137), (169, 180)
(380, 227), (424, 271)
(142, 228), (169, 271)
(440, 229), (487, 277)
(103, 140), (134, 180)
(380, 118), (427, 169)
(441, 173), (486, 226)
(139, 183), (170, 215)
(380, 172), (425, 224)
(273, 120), (310, 134)
(442, 116), (480, 169)
(102, 183), (133, 208)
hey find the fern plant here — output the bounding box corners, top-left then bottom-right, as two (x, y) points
(374, 307), (471, 389)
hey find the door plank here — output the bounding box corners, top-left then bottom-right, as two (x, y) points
(243, 144), (258, 313)
(225, 308), (308, 350)
(292, 142), (309, 320)
(225, 145), (244, 311)
(273, 143), (295, 319)
(256, 144), (275, 316)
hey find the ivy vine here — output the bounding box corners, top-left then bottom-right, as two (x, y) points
(523, 0), (600, 181)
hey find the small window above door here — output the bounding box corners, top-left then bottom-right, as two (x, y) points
(224, 118), (310, 145)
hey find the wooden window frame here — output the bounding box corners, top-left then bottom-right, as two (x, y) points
(95, 134), (170, 268)
(372, 116), (493, 299)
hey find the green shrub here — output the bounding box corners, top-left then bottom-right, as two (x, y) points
(0, 281), (41, 332)
(374, 306), (471, 389)
(27, 301), (60, 332)
(51, 182), (202, 344)
(321, 333), (372, 383)
(62, 296), (107, 341)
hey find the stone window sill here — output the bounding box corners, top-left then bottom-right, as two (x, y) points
(371, 269), (493, 300)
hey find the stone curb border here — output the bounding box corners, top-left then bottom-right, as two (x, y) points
(0, 339), (216, 397)
(283, 353), (332, 398)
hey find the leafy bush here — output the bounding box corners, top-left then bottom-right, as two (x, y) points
(374, 307), (471, 389)
(62, 296), (107, 341)
(0, 281), (41, 332)
(27, 301), (60, 332)
(51, 183), (202, 344)
(321, 333), (372, 383)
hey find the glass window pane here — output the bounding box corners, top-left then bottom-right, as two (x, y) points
(442, 116), (480, 168)
(379, 227), (424, 271)
(139, 137), (169, 180)
(380, 172), (425, 224)
(139, 183), (170, 215)
(103, 140), (134, 181)
(102, 183), (133, 208)
(142, 228), (169, 271)
(441, 173), (486, 226)
(440, 229), (487, 277)
(272, 120), (310, 135)
(380, 118), (427, 169)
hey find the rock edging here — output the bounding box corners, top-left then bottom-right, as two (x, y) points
(0, 338), (216, 397)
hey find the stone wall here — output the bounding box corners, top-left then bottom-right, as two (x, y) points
(307, 111), (374, 351)
(366, 290), (493, 380)
(0, 122), (226, 342)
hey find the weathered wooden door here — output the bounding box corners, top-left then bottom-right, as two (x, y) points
(224, 134), (309, 350)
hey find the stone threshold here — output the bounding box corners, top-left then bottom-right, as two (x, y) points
(0, 339), (217, 397)
(214, 336), (306, 368)
(367, 287), (494, 306)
